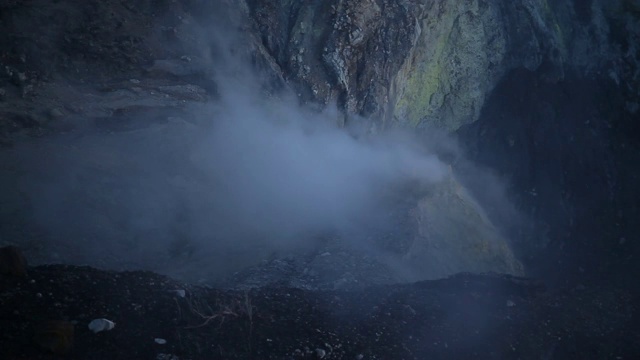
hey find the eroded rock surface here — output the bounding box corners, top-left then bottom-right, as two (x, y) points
(248, 0), (639, 130)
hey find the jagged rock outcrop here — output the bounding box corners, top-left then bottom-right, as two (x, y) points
(246, 0), (639, 130)
(246, 0), (418, 128)
(2, 0), (637, 136)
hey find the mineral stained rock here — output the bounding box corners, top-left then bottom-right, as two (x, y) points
(247, 0), (638, 130)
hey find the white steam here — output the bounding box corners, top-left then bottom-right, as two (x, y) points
(0, 66), (449, 277)
(0, 11), (455, 278)
(190, 82), (447, 244)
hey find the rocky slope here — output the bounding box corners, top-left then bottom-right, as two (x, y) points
(1, 262), (639, 359)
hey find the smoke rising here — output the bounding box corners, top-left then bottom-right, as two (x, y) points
(0, 59), (449, 282)
(0, 5), (526, 285)
(195, 81), (447, 241)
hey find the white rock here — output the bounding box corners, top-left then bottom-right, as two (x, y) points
(88, 318), (116, 333)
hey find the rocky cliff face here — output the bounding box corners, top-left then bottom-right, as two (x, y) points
(2, 0), (636, 140)
(247, 0), (638, 130)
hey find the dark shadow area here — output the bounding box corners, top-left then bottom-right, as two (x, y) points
(1, 263), (639, 359)
(458, 67), (640, 290)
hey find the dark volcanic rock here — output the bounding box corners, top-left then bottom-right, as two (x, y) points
(458, 66), (640, 290)
(1, 265), (638, 359)
(247, 0), (639, 130)
(247, 0), (419, 123)
(0, 0), (240, 143)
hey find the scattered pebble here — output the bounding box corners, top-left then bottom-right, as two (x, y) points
(155, 338), (167, 345)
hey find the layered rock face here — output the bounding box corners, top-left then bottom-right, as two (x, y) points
(2, 0), (635, 138)
(248, 0), (637, 130)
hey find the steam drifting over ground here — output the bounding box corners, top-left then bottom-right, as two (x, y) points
(0, 8), (525, 285)
(0, 60), (452, 281)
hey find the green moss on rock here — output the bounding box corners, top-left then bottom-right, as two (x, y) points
(395, 32), (449, 128)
